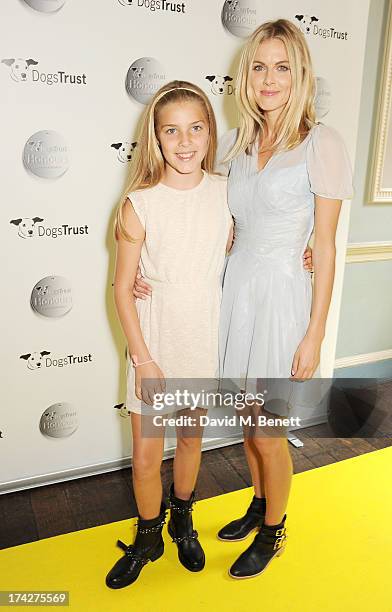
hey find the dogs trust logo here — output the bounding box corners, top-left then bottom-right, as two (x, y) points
(23, 131), (69, 179)
(1, 57), (87, 86)
(39, 403), (78, 439)
(295, 14), (349, 41)
(118, 0), (186, 14)
(221, 0), (262, 39)
(20, 350), (93, 370)
(205, 75), (234, 96)
(31, 276), (73, 317)
(10, 217), (90, 239)
(115, 402), (131, 418)
(111, 141), (137, 163)
(126, 57), (167, 105)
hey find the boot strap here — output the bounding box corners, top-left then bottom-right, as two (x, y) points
(171, 529), (199, 544)
(256, 526), (287, 551)
(136, 517), (166, 534)
(116, 540), (150, 565)
(169, 501), (195, 514)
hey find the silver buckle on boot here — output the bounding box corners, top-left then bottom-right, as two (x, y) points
(273, 528), (286, 550)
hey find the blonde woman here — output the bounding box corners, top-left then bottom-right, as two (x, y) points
(134, 19), (353, 579)
(214, 18), (353, 579)
(107, 80), (232, 588)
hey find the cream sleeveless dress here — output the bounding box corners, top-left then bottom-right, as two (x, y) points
(126, 171), (232, 414)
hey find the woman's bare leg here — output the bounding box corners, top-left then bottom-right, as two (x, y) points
(130, 412), (165, 519)
(251, 433), (292, 525)
(243, 437), (266, 498)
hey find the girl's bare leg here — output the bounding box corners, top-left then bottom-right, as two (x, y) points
(173, 408), (205, 499)
(130, 412), (165, 519)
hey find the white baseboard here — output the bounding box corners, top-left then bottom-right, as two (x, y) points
(346, 242), (392, 263)
(334, 349), (392, 368)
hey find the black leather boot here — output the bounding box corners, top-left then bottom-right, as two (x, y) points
(167, 483), (205, 572)
(229, 514), (287, 579)
(217, 495), (266, 541)
(105, 502), (167, 589)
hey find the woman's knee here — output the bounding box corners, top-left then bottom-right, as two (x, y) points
(176, 434), (202, 453)
(251, 435), (287, 456)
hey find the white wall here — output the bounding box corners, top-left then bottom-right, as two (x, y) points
(0, 0), (370, 492)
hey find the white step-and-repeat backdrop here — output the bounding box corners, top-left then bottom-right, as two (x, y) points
(1, 0), (369, 492)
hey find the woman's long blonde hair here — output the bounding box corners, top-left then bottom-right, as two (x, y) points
(225, 18), (317, 163)
(113, 80), (218, 242)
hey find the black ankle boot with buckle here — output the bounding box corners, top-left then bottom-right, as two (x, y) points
(229, 514), (287, 579)
(217, 495), (266, 542)
(105, 502), (167, 589)
(167, 483), (205, 572)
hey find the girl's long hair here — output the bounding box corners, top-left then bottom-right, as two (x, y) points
(225, 18), (317, 163)
(114, 80), (218, 242)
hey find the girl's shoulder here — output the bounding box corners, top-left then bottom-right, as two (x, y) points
(127, 183), (161, 201)
(205, 172), (228, 194)
(207, 172), (228, 183)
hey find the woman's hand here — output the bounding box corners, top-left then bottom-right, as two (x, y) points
(135, 360), (165, 406)
(290, 333), (321, 380)
(303, 246), (313, 272)
(133, 265), (152, 300)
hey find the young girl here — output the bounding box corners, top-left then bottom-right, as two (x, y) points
(106, 81), (233, 589)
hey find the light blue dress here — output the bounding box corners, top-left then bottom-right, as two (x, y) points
(216, 123), (354, 399)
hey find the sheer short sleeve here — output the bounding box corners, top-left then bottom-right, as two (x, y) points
(215, 128), (238, 176)
(306, 124), (354, 200)
(127, 190), (145, 230)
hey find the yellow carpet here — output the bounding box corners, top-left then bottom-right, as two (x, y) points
(1, 447), (391, 612)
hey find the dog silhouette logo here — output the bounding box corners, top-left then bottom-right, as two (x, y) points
(1, 58), (38, 82)
(111, 141), (137, 163)
(295, 14), (319, 34)
(20, 351), (51, 370)
(205, 75), (233, 95)
(10, 217), (44, 238)
(115, 402), (131, 418)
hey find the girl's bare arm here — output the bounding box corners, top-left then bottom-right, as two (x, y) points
(113, 199), (151, 362)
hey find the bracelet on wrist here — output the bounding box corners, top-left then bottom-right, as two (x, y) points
(131, 355), (154, 368)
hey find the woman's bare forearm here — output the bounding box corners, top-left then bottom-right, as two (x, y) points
(306, 243), (336, 341)
(114, 286), (151, 362)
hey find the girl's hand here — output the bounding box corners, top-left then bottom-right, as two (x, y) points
(290, 334), (321, 380)
(303, 247), (313, 272)
(133, 265), (152, 300)
(135, 361), (165, 406)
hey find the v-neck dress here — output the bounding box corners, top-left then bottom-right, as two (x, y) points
(215, 123), (353, 401)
